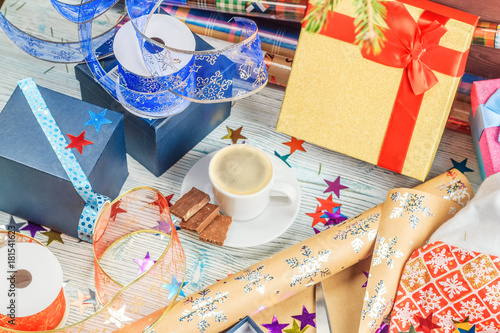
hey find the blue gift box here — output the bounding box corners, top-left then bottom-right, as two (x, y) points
(0, 84), (128, 239)
(75, 29), (233, 177)
(226, 316), (264, 333)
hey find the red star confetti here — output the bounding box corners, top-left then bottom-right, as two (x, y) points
(150, 194), (169, 214)
(283, 137), (306, 154)
(66, 130), (93, 154)
(316, 194), (341, 212)
(221, 126), (246, 144)
(165, 193), (174, 207)
(109, 201), (127, 221)
(306, 205), (327, 227)
(416, 313), (439, 333)
(324, 176), (348, 198)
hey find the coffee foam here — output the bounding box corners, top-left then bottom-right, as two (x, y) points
(210, 145), (273, 195)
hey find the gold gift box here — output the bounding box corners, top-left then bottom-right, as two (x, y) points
(276, 0), (477, 181)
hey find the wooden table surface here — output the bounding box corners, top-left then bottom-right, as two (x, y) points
(0, 0), (484, 332)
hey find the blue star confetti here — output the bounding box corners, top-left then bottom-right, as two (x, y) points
(449, 158), (474, 173)
(84, 109), (112, 133)
(274, 151), (291, 168)
(161, 275), (188, 300)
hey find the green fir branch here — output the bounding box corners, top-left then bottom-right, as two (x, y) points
(303, 0), (387, 54)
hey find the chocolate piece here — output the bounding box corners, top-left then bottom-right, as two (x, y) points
(199, 214), (233, 246)
(170, 187), (210, 221)
(180, 203), (219, 233)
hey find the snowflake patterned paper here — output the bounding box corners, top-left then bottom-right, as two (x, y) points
(390, 242), (500, 333)
(359, 184), (468, 333)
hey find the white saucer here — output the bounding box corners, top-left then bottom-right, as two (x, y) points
(180, 151), (301, 247)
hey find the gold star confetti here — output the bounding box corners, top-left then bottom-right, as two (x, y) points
(41, 229), (64, 246)
(221, 126), (246, 144)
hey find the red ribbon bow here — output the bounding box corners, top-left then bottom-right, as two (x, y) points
(303, 0), (474, 174)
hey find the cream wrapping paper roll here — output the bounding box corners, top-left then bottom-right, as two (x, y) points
(0, 243), (65, 330)
(118, 169), (473, 333)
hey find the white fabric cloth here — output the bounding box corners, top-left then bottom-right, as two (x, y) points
(429, 172), (500, 256)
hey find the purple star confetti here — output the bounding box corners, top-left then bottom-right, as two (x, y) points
(362, 271), (370, 288)
(20, 221), (46, 237)
(291, 305), (316, 330)
(375, 322), (389, 333)
(133, 252), (156, 275)
(152, 220), (172, 235)
(324, 176), (348, 198)
(262, 315), (289, 333)
(322, 207), (348, 227)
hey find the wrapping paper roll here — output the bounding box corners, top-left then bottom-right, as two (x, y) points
(120, 169), (473, 333)
(264, 52), (292, 87)
(0, 243), (65, 331)
(162, 4), (300, 58)
(164, 0), (307, 22)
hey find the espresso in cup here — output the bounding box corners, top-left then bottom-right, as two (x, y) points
(209, 144), (296, 221)
(210, 145), (273, 195)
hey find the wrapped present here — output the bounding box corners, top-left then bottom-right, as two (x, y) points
(277, 0), (478, 181)
(75, 31), (232, 177)
(391, 172), (500, 332)
(470, 79), (500, 180)
(0, 81), (128, 239)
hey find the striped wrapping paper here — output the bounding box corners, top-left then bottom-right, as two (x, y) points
(162, 4), (300, 58)
(164, 0), (307, 22)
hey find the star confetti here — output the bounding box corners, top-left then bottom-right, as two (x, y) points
(83, 109), (112, 133)
(416, 313), (439, 333)
(283, 137), (306, 155)
(82, 288), (98, 311)
(152, 220), (172, 235)
(306, 205), (327, 227)
(133, 252), (156, 275)
(453, 317), (470, 324)
(399, 324), (417, 333)
(66, 130), (93, 154)
(20, 221), (46, 237)
(104, 305), (132, 328)
(161, 275), (188, 300)
(41, 229), (64, 246)
(362, 271), (369, 288)
(149, 194), (169, 214)
(2, 216), (26, 232)
(313, 227), (321, 234)
(316, 194), (341, 212)
(324, 176), (348, 198)
(274, 151), (291, 168)
(70, 289), (94, 315)
(375, 322), (389, 333)
(262, 315), (289, 333)
(323, 207), (347, 227)
(283, 319), (308, 333)
(292, 305), (316, 330)
(165, 193), (174, 207)
(457, 325), (476, 333)
(109, 201), (127, 221)
(216, 270), (233, 282)
(222, 126), (246, 144)
(449, 158), (474, 173)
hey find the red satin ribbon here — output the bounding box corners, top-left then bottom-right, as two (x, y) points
(303, 0), (476, 174)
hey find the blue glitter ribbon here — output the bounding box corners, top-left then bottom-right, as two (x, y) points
(0, 0), (267, 118)
(18, 78), (110, 242)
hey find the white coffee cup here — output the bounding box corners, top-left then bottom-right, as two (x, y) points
(208, 144), (297, 221)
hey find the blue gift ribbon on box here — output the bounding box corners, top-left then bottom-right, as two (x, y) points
(18, 78), (110, 242)
(471, 89), (500, 142)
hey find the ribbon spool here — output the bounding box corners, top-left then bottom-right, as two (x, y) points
(113, 14), (195, 115)
(0, 0), (268, 118)
(0, 186), (185, 333)
(0, 240), (66, 331)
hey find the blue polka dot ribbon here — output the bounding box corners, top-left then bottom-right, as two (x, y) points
(18, 77), (110, 242)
